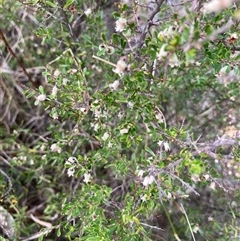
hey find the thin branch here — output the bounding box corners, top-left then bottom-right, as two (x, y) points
(166, 171), (200, 196)
(140, 222), (164, 231)
(180, 203), (196, 241)
(0, 29), (36, 88)
(92, 55), (117, 68)
(0, 168), (12, 200)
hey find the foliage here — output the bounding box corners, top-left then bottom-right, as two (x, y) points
(0, 0), (240, 240)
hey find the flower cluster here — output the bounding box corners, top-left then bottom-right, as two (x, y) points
(65, 157), (78, 177)
(136, 170), (155, 188)
(157, 141), (170, 151)
(65, 157), (91, 183)
(50, 143), (62, 153)
(109, 80), (120, 91)
(158, 26), (176, 41)
(115, 17), (127, 32)
(203, 0), (233, 13)
(113, 58), (128, 75)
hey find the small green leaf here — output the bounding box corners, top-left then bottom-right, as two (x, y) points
(39, 85), (44, 94)
(38, 234), (43, 241)
(26, 91), (36, 98)
(145, 147), (156, 157)
(97, 49), (106, 57)
(205, 24), (214, 35)
(63, 0), (75, 9)
(170, 35), (180, 46)
(34, 100), (39, 106)
(185, 48), (196, 66)
(57, 228), (61, 237)
(112, 12), (121, 19)
(132, 216), (140, 225)
(45, 1), (57, 7)
(120, 38), (126, 49)
(112, 33), (120, 45)
(101, 33), (106, 42)
(181, 26), (190, 43)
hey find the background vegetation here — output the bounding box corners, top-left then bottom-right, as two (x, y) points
(0, 0), (240, 240)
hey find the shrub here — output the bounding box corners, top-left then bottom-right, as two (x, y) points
(0, 0), (240, 240)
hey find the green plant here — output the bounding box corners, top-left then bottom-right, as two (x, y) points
(0, 0), (240, 240)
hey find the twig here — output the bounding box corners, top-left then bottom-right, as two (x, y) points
(0, 28), (36, 88)
(92, 55), (117, 68)
(166, 171), (200, 196)
(30, 214), (52, 228)
(140, 222), (164, 231)
(179, 203), (196, 241)
(136, 0), (165, 50)
(0, 168), (12, 200)
(21, 225), (59, 241)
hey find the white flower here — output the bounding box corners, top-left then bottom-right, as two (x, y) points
(53, 69), (60, 78)
(216, 66), (235, 86)
(107, 142), (113, 148)
(20, 156), (27, 161)
(40, 145), (45, 151)
(84, 8), (92, 16)
(102, 132), (110, 141)
(166, 192), (172, 199)
(52, 85), (58, 96)
(52, 112), (58, 119)
(62, 78), (68, 85)
(118, 112), (124, 119)
(219, 65), (229, 75)
(109, 80), (120, 90)
(142, 175), (155, 187)
(208, 216), (214, 222)
(94, 108), (102, 118)
(83, 172), (91, 183)
(168, 53), (180, 67)
(120, 128), (129, 135)
(37, 94), (46, 102)
(141, 194), (147, 202)
(163, 142), (170, 151)
(137, 170), (145, 177)
(19, 156), (27, 162)
(115, 17), (127, 32)
(191, 174), (200, 182)
(113, 59), (127, 75)
(69, 69), (77, 74)
(209, 181), (216, 190)
(67, 167), (75, 177)
(203, 0), (233, 13)
(80, 107), (88, 114)
(156, 112), (164, 123)
(157, 140), (163, 146)
(229, 32), (238, 40)
(50, 143), (62, 153)
(192, 225), (199, 233)
(66, 156), (78, 165)
(202, 174), (210, 181)
(93, 123), (99, 132)
(157, 44), (168, 60)
(127, 101), (134, 109)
